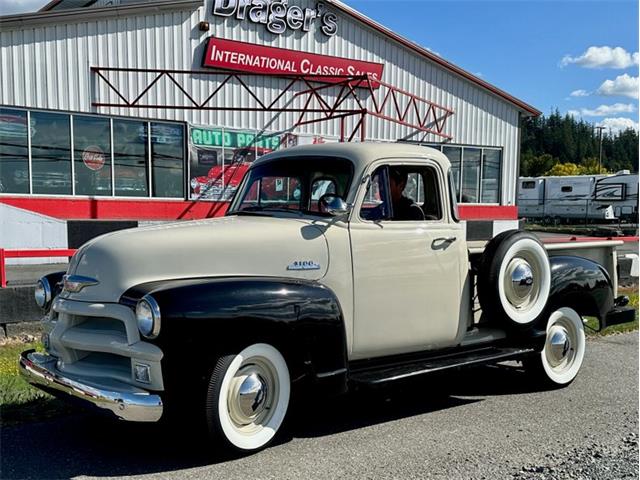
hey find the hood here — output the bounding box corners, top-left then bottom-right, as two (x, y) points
(64, 215), (329, 303)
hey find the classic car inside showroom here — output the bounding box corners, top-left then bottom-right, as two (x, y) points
(0, 0), (541, 257)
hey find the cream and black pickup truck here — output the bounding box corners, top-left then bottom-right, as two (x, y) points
(20, 143), (635, 453)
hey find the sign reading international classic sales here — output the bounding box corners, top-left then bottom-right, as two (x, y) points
(202, 37), (384, 87)
(212, 0), (338, 36)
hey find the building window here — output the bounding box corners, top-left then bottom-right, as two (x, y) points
(442, 146), (461, 201)
(0, 108), (30, 194)
(461, 147), (481, 203)
(409, 143), (502, 204)
(151, 123), (184, 198)
(73, 115), (112, 196)
(0, 107), (187, 199)
(481, 149), (501, 203)
(31, 111), (72, 195)
(113, 119), (149, 197)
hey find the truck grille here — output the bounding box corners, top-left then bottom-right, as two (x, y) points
(45, 299), (164, 391)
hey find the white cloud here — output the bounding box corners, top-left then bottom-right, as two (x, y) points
(561, 46), (639, 69)
(425, 47), (441, 57)
(570, 89), (590, 97)
(596, 117), (640, 134)
(0, 0), (47, 15)
(570, 103), (636, 117)
(596, 74), (639, 99)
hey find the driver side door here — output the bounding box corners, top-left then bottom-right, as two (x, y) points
(349, 161), (465, 360)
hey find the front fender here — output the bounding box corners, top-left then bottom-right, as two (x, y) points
(120, 277), (348, 396)
(547, 255), (614, 322)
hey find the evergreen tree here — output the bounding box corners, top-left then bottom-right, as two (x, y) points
(520, 111), (638, 174)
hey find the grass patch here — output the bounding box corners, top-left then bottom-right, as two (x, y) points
(0, 341), (72, 426)
(585, 287), (639, 336)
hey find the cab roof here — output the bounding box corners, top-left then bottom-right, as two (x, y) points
(253, 142), (451, 173)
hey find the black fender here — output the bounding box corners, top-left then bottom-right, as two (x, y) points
(547, 255), (614, 323)
(120, 277), (348, 398)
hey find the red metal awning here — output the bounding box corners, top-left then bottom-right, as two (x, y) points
(91, 66), (455, 143)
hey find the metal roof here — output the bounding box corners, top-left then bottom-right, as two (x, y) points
(10, 0), (540, 117)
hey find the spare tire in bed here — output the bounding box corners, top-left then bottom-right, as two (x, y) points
(477, 230), (551, 327)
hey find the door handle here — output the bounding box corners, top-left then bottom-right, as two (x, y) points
(431, 237), (457, 250)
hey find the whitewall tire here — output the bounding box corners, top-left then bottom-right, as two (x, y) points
(206, 343), (291, 452)
(478, 231), (551, 327)
(525, 307), (586, 386)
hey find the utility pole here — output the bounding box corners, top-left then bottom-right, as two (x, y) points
(595, 126), (605, 172)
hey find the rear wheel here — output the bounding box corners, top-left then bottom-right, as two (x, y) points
(205, 343), (291, 452)
(523, 307), (586, 387)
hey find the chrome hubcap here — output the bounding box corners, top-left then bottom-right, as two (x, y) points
(237, 373), (268, 419)
(227, 360), (278, 431)
(504, 257), (537, 309)
(546, 324), (575, 370)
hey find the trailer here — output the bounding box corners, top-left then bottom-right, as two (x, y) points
(518, 174), (614, 223)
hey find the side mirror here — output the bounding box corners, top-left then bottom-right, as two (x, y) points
(319, 194), (351, 216)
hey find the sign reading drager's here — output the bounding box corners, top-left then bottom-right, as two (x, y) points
(213, 0), (337, 36)
(203, 37), (384, 87)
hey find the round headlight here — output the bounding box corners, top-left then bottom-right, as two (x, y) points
(136, 295), (161, 339)
(34, 278), (52, 309)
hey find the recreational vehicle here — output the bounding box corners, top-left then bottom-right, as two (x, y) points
(518, 174), (621, 223)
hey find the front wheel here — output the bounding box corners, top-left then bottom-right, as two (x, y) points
(205, 343), (291, 452)
(523, 307), (586, 387)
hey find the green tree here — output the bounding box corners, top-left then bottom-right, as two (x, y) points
(520, 111), (638, 174)
(521, 152), (556, 176)
(581, 157), (608, 174)
(546, 162), (583, 176)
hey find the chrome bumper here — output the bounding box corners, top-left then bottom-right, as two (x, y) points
(19, 350), (163, 422)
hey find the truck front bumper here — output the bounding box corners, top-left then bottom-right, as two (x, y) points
(19, 350), (163, 422)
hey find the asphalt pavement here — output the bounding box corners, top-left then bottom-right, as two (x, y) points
(2, 332), (638, 480)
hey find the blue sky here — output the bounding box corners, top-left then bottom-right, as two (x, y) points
(349, 0), (639, 133)
(1, 0), (638, 133)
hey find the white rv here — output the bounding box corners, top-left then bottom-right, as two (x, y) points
(518, 174), (622, 223)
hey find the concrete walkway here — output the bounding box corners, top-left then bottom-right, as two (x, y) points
(4, 263), (69, 287)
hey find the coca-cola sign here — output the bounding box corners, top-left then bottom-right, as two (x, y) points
(203, 37), (384, 88)
(212, 0), (338, 36)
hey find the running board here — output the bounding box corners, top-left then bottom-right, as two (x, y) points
(349, 347), (534, 385)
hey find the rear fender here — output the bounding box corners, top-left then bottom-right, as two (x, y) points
(547, 256), (614, 323)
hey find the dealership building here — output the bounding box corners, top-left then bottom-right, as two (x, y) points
(0, 0), (540, 258)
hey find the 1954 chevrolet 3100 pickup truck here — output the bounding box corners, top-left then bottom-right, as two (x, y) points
(20, 143), (635, 452)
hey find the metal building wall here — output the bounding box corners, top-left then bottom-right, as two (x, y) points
(0, 0), (524, 204)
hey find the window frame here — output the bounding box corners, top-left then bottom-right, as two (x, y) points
(0, 105), (187, 200)
(356, 159), (446, 224)
(398, 141), (503, 205)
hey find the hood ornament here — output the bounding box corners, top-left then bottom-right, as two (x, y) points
(63, 275), (99, 293)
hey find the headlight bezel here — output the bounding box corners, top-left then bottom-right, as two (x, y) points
(34, 277), (52, 309)
(135, 295), (161, 339)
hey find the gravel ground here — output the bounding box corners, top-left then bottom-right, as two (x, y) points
(1, 332), (638, 480)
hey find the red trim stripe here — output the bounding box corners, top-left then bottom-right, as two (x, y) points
(0, 197), (228, 220)
(458, 205), (518, 220)
(541, 236), (639, 244)
(2, 197), (517, 221)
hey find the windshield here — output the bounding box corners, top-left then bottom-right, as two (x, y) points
(227, 156), (354, 215)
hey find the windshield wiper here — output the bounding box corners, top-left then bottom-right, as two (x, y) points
(231, 206), (302, 215)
